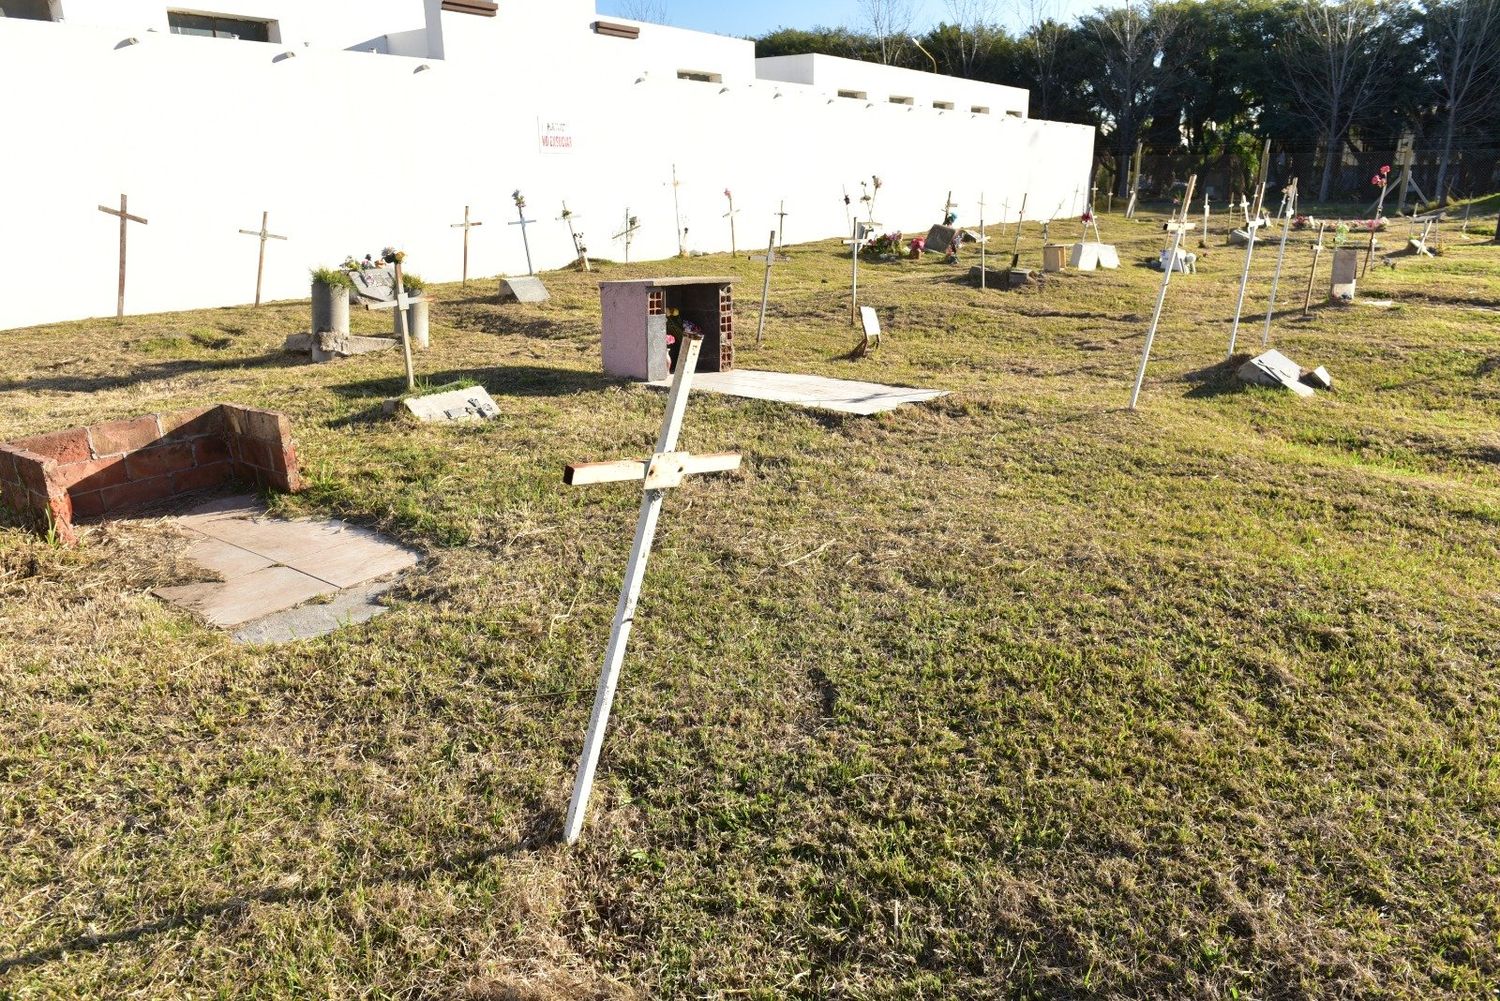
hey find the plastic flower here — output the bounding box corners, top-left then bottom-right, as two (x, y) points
(724, 188), (733, 200)
(1380, 165), (1391, 176)
(1081, 210), (1094, 223)
(512, 190), (526, 209)
(872, 175), (883, 190)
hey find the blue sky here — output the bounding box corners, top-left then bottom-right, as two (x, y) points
(594, 1), (1098, 38)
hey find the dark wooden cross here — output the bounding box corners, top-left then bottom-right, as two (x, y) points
(98, 194), (147, 321)
(450, 205), (484, 286)
(238, 211), (288, 307)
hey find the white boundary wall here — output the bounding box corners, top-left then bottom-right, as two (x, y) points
(0, 0), (1095, 330)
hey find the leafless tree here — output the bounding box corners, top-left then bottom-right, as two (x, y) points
(1015, 0), (1069, 120)
(859, 0), (917, 64)
(618, 0), (669, 24)
(1081, 0), (1178, 197)
(1423, 0), (1500, 200)
(1279, 0), (1399, 201)
(944, 0), (1000, 77)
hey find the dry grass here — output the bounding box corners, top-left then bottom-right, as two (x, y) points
(1, 199), (1498, 999)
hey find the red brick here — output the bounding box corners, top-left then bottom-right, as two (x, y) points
(0, 448), (18, 487)
(238, 438), (274, 471)
(45, 489), (73, 529)
(89, 416), (162, 456)
(231, 461), (265, 488)
(172, 462), (233, 494)
(70, 490), (106, 518)
(99, 475), (177, 512)
(161, 406), (225, 441)
(193, 436), (230, 465)
(224, 405), (289, 443)
(53, 456), (128, 492)
(13, 454), (52, 495)
(124, 442), (195, 481)
(0, 475), (28, 511)
(16, 427), (91, 464)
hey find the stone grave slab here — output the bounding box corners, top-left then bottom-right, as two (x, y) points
(153, 494), (421, 642)
(647, 369), (948, 416)
(499, 276), (550, 304)
(403, 387), (501, 423)
(925, 224), (959, 256)
(1331, 248), (1359, 301)
(1069, 242), (1120, 271)
(1237, 349), (1315, 398)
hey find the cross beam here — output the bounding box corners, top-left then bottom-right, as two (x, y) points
(562, 333), (741, 845)
(238, 210), (288, 307)
(98, 194), (148, 321)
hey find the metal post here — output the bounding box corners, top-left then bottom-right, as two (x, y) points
(850, 220), (860, 327)
(1130, 176), (1197, 411)
(1262, 181), (1298, 347)
(564, 335), (705, 846)
(756, 230), (774, 348)
(393, 258), (415, 393)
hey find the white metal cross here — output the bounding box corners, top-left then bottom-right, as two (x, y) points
(750, 229), (784, 347)
(509, 192), (537, 276)
(1261, 179), (1299, 348)
(1129, 175), (1198, 411)
(562, 333), (742, 845)
(1226, 177), (1270, 358)
(842, 220), (877, 327)
(613, 210), (641, 263)
(238, 210), (288, 308)
(450, 205), (484, 286)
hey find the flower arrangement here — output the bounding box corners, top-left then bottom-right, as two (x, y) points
(1334, 222), (1350, 247)
(1291, 214), (1315, 231)
(512, 189), (526, 212)
(859, 175), (884, 221)
(1371, 164), (1392, 189)
(862, 231), (904, 259)
(908, 236), (926, 259)
(1081, 210), (1094, 224)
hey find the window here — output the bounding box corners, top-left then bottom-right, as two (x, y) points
(1006, 109), (1023, 118)
(677, 70), (723, 84)
(933, 101), (954, 111)
(837, 89), (867, 100)
(889, 95), (913, 106)
(167, 10), (274, 42)
(971, 106), (990, 115)
(0, 0), (59, 19)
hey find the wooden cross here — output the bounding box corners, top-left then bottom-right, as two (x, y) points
(98, 193), (148, 321)
(237, 211), (288, 308)
(450, 205), (484, 286)
(722, 190), (739, 257)
(613, 210), (640, 263)
(509, 197), (537, 276)
(1129, 175), (1198, 410)
(750, 230), (783, 348)
(1302, 222), (1328, 317)
(1009, 193), (1029, 270)
(363, 257), (421, 392)
(1261, 178), (1299, 348)
(774, 200), (790, 247)
(562, 332), (741, 845)
(558, 202), (590, 272)
(942, 190), (956, 225)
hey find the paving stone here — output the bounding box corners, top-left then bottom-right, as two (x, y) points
(403, 387), (500, 424)
(232, 580), (400, 645)
(648, 369), (947, 416)
(193, 516), (351, 565)
(282, 533), (420, 589)
(182, 533), (276, 580)
(156, 566), (336, 628)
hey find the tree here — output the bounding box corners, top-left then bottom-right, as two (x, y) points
(1278, 0), (1400, 201)
(943, 0), (1001, 76)
(858, 0), (917, 63)
(617, 0), (668, 23)
(1015, 0), (1075, 122)
(1078, 0), (1181, 196)
(1422, 0), (1500, 200)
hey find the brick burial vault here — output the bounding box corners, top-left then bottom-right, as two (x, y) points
(0, 404), (302, 544)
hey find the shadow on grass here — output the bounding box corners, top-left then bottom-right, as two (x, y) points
(1183, 356), (1250, 399)
(0, 352), (301, 395)
(0, 809), (560, 974)
(327, 365), (619, 408)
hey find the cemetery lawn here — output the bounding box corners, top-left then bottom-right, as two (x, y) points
(2, 205), (1499, 1000)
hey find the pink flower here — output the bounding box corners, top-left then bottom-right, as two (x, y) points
(1380, 165), (1391, 176)
(724, 189), (732, 199)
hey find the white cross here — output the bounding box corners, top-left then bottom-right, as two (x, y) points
(722, 190), (739, 256)
(363, 257), (423, 392)
(558, 201), (589, 272)
(842, 220), (878, 327)
(509, 192), (537, 275)
(562, 332), (741, 845)
(1129, 175), (1199, 410)
(774, 200), (790, 247)
(749, 229), (784, 348)
(613, 210), (640, 263)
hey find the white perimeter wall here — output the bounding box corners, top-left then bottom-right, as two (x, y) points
(0, 7), (1095, 330)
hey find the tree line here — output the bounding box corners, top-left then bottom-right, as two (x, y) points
(753, 0), (1500, 206)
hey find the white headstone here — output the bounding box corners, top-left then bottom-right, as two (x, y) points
(498, 276), (550, 304)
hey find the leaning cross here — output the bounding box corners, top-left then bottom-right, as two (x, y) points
(363, 257), (421, 392)
(750, 229), (784, 347)
(1302, 221), (1328, 317)
(1226, 163), (1272, 359)
(562, 332), (741, 845)
(509, 192), (537, 276)
(613, 210), (640, 263)
(98, 194), (148, 321)
(1129, 175), (1198, 411)
(450, 205), (484, 286)
(842, 219), (877, 327)
(722, 190), (740, 257)
(558, 202), (590, 272)
(238, 211), (288, 308)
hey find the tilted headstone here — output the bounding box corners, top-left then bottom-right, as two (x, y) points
(1331, 249), (1359, 302)
(925, 224), (959, 256)
(403, 387), (501, 423)
(350, 268), (398, 303)
(498, 276), (550, 304)
(1237, 349), (1315, 397)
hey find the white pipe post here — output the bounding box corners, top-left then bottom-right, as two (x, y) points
(1130, 176), (1197, 411)
(755, 230), (774, 347)
(849, 221), (860, 327)
(1227, 224), (1260, 359)
(1261, 182), (1298, 347)
(564, 336), (705, 846)
(979, 192), (987, 290)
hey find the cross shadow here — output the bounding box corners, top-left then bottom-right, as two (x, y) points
(0, 807), (561, 974)
(0, 352), (300, 396)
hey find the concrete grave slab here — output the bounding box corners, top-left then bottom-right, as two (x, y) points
(403, 387), (500, 423)
(1069, 242), (1120, 271)
(647, 369), (948, 416)
(153, 494), (421, 642)
(498, 276), (550, 303)
(1238, 349), (1315, 398)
